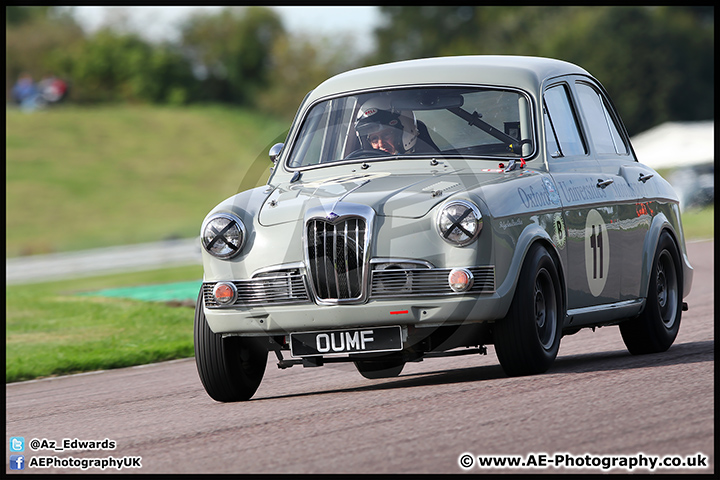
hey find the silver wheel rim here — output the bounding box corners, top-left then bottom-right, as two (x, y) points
(657, 250), (678, 329)
(535, 268), (557, 350)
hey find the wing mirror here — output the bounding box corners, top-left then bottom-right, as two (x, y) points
(269, 143), (284, 164)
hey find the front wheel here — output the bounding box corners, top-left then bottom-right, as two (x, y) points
(619, 231), (682, 354)
(494, 244), (563, 377)
(194, 292), (267, 402)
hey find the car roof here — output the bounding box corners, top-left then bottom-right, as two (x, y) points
(307, 55), (591, 103)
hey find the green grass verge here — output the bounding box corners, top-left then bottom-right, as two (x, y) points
(5, 265), (202, 383)
(680, 205), (714, 241)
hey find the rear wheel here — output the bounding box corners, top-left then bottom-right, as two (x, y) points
(194, 291), (267, 402)
(620, 231), (682, 354)
(494, 244), (563, 376)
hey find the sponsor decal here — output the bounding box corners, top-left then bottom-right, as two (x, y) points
(557, 178), (608, 203)
(499, 218), (523, 230)
(518, 184), (555, 209)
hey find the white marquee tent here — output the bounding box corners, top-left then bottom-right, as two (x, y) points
(630, 120), (714, 170)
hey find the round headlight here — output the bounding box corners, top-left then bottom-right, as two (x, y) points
(201, 213), (246, 259)
(437, 200), (482, 246)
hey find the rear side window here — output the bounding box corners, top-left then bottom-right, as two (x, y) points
(543, 85), (586, 157)
(575, 82), (628, 155)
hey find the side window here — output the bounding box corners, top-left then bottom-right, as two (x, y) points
(575, 82), (628, 155)
(543, 85), (586, 157)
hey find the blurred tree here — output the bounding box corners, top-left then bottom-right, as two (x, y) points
(370, 6), (713, 135)
(534, 6), (714, 135)
(370, 6), (479, 62)
(51, 29), (196, 104)
(258, 33), (362, 119)
(179, 6), (285, 105)
(6, 6), (84, 99)
(6, 6), (54, 26)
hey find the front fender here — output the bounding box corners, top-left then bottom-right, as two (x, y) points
(495, 221), (565, 320)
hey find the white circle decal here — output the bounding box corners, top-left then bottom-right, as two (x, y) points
(584, 209), (610, 297)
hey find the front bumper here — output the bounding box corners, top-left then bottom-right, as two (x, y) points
(203, 291), (508, 335)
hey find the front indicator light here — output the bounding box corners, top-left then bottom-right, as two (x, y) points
(448, 268), (474, 292)
(213, 282), (237, 306)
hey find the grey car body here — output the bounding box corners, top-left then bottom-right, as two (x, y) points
(195, 56), (693, 402)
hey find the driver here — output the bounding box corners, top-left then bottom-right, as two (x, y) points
(354, 98), (419, 155)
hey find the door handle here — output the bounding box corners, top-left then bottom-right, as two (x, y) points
(596, 178), (614, 189)
(638, 173), (654, 183)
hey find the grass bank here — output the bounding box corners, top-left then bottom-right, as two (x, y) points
(6, 104), (287, 257)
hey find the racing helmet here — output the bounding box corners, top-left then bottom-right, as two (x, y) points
(355, 97), (419, 153)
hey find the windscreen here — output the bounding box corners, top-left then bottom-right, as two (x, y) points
(287, 87), (534, 168)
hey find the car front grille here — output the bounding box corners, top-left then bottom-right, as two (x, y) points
(306, 217), (367, 302)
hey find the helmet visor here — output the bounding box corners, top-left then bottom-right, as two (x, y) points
(355, 109), (401, 137)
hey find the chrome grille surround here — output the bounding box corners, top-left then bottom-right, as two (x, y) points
(303, 204), (374, 305)
(370, 265), (495, 297)
(203, 265), (309, 308)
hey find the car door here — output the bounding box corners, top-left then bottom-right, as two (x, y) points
(572, 80), (650, 303)
(543, 80), (621, 314)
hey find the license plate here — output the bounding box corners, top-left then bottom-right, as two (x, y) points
(290, 326), (402, 357)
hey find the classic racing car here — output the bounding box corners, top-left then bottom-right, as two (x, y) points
(194, 56), (693, 402)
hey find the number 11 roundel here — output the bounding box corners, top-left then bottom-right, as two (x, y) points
(584, 209), (610, 297)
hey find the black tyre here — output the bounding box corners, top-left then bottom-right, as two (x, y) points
(494, 244), (563, 376)
(620, 231), (682, 354)
(354, 355), (406, 379)
(194, 291), (267, 402)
